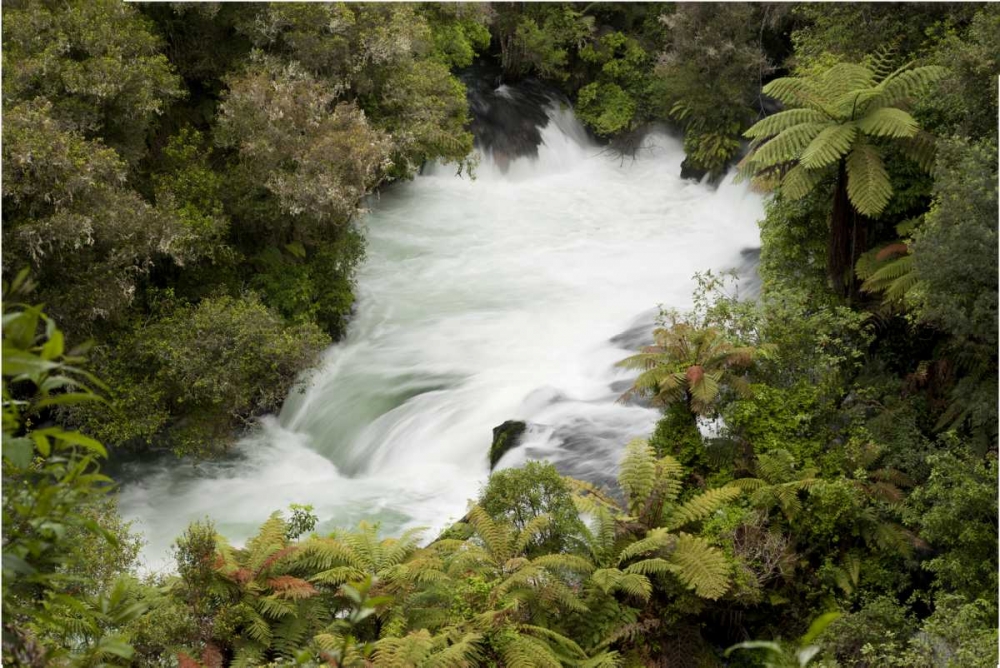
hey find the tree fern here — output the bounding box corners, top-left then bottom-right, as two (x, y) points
(618, 321), (762, 415)
(740, 58), (947, 294)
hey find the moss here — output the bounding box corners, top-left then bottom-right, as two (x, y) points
(489, 420), (527, 470)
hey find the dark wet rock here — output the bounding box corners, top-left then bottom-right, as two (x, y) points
(680, 156), (709, 182)
(489, 420), (528, 470)
(460, 62), (564, 164)
(680, 157), (729, 186)
(609, 320), (655, 351)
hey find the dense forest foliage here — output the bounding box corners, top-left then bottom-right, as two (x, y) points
(2, 2), (997, 667)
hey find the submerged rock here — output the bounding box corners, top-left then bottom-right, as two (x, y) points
(489, 420), (527, 470)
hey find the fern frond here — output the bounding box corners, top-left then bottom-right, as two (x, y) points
(687, 370), (721, 413)
(863, 65), (948, 111)
(591, 568), (623, 593)
(744, 109), (831, 139)
(617, 528), (673, 565)
(310, 566), (366, 587)
(520, 624), (588, 659)
(664, 486), (741, 531)
(763, 76), (829, 111)
(466, 505), (511, 564)
(499, 633), (563, 668)
(267, 575), (318, 600)
(294, 537), (365, 571)
(857, 107), (919, 138)
(780, 163), (825, 200)
(382, 528), (425, 569)
(800, 123), (857, 169)
(619, 439), (657, 514)
(666, 534), (730, 600)
(729, 477), (766, 492)
(623, 557), (673, 577)
(846, 140), (892, 216)
(750, 122), (828, 168)
(897, 130), (936, 173)
(423, 631), (484, 668)
(531, 553), (594, 575)
(820, 62), (875, 99)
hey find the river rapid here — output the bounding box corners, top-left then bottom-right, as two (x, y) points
(118, 95), (764, 573)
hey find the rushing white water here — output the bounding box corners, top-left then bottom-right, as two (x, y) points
(118, 105), (764, 574)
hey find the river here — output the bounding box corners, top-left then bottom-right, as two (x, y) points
(118, 93), (764, 574)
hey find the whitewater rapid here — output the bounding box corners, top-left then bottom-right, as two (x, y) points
(118, 107), (764, 573)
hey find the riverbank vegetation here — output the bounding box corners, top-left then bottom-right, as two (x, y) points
(3, 2), (997, 666)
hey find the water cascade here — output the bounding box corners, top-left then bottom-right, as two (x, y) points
(118, 83), (764, 572)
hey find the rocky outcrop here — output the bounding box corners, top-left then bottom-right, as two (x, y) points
(489, 420), (527, 470)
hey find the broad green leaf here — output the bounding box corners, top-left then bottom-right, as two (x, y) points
(3, 436), (34, 468)
(40, 329), (64, 361)
(2, 348), (59, 377)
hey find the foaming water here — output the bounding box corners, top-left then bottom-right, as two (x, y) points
(118, 106), (763, 573)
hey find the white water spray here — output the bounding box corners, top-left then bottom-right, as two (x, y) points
(118, 105), (764, 573)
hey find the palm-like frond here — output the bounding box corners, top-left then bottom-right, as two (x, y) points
(742, 60), (946, 220)
(799, 123), (857, 169)
(666, 533), (730, 600)
(744, 108), (832, 139)
(664, 486), (742, 531)
(846, 140), (893, 216)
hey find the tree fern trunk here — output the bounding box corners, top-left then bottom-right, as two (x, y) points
(829, 159), (854, 296)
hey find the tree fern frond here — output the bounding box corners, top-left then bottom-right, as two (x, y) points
(579, 651), (622, 668)
(820, 62), (876, 99)
(623, 557), (673, 577)
(664, 486), (741, 531)
(295, 537), (364, 571)
(863, 65), (948, 111)
(466, 505), (511, 564)
(780, 163), (825, 200)
(499, 633), (563, 668)
(619, 439), (657, 514)
(617, 528), (673, 565)
(897, 130), (937, 173)
(846, 140), (892, 216)
(381, 527), (425, 569)
(763, 76), (829, 111)
(857, 107), (919, 138)
(531, 553), (594, 575)
(667, 534), (730, 599)
(423, 631), (484, 668)
(520, 625), (588, 659)
(751, 122), (829, 168)
(310, 566), (366, 587)
(744, 108), (831, 139)
(687, 370), (721, 413)
(591, 567), (623, 593)
(729, 477), (766, 492)
(267, 575), (318, 600)
(800, 123), (857, 169)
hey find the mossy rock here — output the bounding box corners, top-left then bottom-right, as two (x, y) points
(489, 420), (527, 470)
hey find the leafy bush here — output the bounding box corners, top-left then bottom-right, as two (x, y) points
(82, 293), (330, 456)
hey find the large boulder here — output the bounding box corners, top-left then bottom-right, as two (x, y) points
(489, 420), (527, 470)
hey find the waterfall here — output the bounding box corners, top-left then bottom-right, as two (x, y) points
(117, 84), (764, 573)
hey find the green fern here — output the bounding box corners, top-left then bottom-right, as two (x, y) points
(666, 533), (730, 600)
(741, 59), (946, 218)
